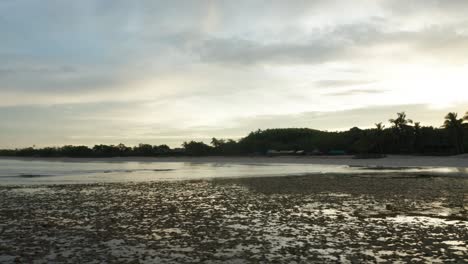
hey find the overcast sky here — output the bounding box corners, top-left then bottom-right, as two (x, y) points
(1, 0), (468, 147)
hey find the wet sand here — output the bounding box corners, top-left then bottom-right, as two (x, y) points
(1, 173), (467, 263)
(2, 155), (468, 168)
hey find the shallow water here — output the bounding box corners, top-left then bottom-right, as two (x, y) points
(0, 158), (467, 185)
(1, 159), (467, 262)
(1, 176), (467, 263)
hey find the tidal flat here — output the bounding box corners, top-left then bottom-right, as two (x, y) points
(1, 173), (467, 263)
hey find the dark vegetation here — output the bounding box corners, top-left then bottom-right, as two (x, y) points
(1, 112), (467, 157)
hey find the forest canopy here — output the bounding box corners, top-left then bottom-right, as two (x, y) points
(1, 112), (467, 157)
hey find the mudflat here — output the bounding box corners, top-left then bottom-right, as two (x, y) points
(1, 154), (468, 168)
(1, 173), (467, 263)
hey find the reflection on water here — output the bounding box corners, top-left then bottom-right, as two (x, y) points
(0, 158), (467, 185)
(1, 177), (466, 263)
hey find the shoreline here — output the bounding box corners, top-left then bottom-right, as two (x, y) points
(1, 154), (467, 168)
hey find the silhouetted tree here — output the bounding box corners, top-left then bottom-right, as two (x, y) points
(413, 122), (422, 153)
(210, 138), (240, 155)
(443, 112), (465, 154)
(389, 112), (414, 153)
(155, 145), (171, 154)
(1, 111), (467, 158)
(211, 138), (225, 148)
(182, 141), (213, 156)
(375, 122), (385, 131)
(389, 112), (413, 131)
(375, 123), (385, 154)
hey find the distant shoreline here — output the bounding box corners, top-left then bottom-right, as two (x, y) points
(1, 155), (467, 168)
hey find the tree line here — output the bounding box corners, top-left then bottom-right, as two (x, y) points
(1, 111), (467, 157)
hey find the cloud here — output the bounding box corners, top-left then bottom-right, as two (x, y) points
(194, 22), (468, 65)
(195, 36), (347, 65)
(314, 80), (377, 88)
(325, 89), (386, 97)
(1, 101), (466, 148)
(1, 1), (468, 146)
(230, 103), (468, 132)
(1, 1), (467, 99)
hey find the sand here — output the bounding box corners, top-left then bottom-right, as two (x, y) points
(1, 154), (468, 168)
(1, 173), (467, 263)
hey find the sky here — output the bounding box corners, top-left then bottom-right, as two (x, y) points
(1, 0), (468, 148)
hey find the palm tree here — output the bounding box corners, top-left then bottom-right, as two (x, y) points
(413, 122), (422, 153)
(443, 112), (464, 154)
(375, 123), (385, 154)
(389, 112), (413, 153)
(211, 138), (225, 148)
(389, 112), (413, 131)
(375, 122), (385, 132)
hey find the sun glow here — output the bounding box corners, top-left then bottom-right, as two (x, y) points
(385, 64), (468, 108)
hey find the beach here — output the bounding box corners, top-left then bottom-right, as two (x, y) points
(0, 155), (467, 263)
(2, 154), (468, 168)
(2, 0), (467, 262)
